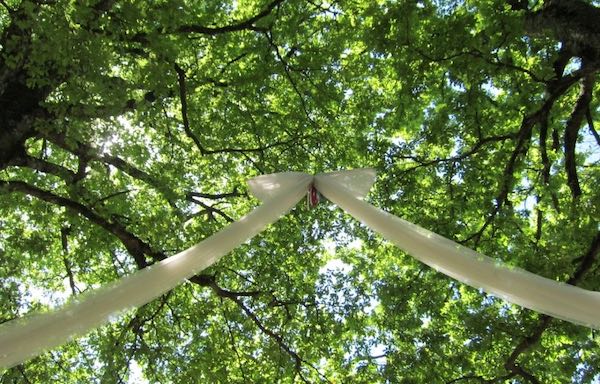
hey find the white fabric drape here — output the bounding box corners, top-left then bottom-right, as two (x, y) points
(0, 173), (312, 369)
(1, 169), (599, 369)
(315, 172), (600, 329)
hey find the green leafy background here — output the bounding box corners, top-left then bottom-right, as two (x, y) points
(0, 0), (599, 382)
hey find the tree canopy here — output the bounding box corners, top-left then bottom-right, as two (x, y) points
(1, 0), (599, 382)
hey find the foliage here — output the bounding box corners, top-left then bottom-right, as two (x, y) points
(1, 0), (599, 382)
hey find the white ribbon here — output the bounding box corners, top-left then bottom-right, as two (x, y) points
(0, 173), (313, 368)
(1, 169), (599, 368)
(315, 172), (600, 329)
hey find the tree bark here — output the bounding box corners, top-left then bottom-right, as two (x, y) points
(0, 3), (52, 170)
(525, 0), (600, 60)
(0, 70), (50, 170)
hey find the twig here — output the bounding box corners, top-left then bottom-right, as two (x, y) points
(231, 296), (331, 383)
(586, 108), (600, 147)
(264, 30), (317, 127)
(221, 304), (250, 383)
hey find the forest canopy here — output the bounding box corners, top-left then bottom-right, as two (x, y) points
(0, 0), (599, 382)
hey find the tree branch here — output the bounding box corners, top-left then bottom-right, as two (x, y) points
(16, 365), (33, 384)
(7, 153), (77, 182)
(63, 99), (137, 120)
(264, 30), (317, 126)
(186, 196), (235, 223)
(445, 374), (488, 384)
(411, 46), (545, 83)
(463, 69), (585, 244)
(586, 108), (600, 147)
(503, 316), (551, 384)
(229, 296), (329, 384)
(564, 70), (595, 199)
(525, 0), (600, 61)
(461, 114), (539, 244)
(539, 113), (551, 185)
(567, 231), (600, 285)
(128, 0), (285, 45)
(174, 63), (207, 155)
(0, 0), (14, 12)
(0, 179), (163, 269)
(190, 274), (330, 382)
(60, 226), (79, 295)
(92, 189), (135, 207)
(188, 274), (261, 299)
(44, 131), (253, 224)
(552, 46), (574, 78)
(175, 0), (285, 35)
(186, 189), (245, 200)
(221, 306), (250, 383)
(174, 63), (302, 157)
(502, 231), (600, 381)
(44, 131), (184, 213)
(202, 137), (302, 155)
(397, 134), (515, 172)
(538, 112), (561, 212)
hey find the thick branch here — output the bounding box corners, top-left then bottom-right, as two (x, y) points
(8, 154), (77, 182)
(0, 180), (163, 268)
(176, 0), (284, 35)
(45, 131), (183, 211)
(462, 115), (539, 243)
(129, 0), (284, 45)
(0, 85), (49, 170)
(0, 2), (65, 170)
(564, 71), (595, 199)
(539, 113), (551, 185)
(552, 46), (574, 78)
(503, 316), (551, 383)
(1, 180), (254, 319)
(174, 63), (206, 155)
(567, 231), (600, 285)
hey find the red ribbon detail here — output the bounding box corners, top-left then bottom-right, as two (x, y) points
(308, 185), (319, 208)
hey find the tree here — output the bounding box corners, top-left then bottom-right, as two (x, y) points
(0, 0), (599, 382)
